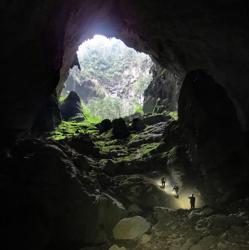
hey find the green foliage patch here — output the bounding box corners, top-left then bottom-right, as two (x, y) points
(50, 120), (98, 140)
(169, 111), (178, 120)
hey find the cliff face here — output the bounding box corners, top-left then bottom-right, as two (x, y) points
(143, 64), (182, 114)
(62, 37), (153, 118)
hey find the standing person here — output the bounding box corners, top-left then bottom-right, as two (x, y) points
(161, 177), (166, 188)
(173, 185), (179, 198)
(188, 194), (196, 209)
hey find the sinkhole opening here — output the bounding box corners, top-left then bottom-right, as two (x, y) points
(61, 34), (154, 122)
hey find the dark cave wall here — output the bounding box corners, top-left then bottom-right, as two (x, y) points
(178, 70), (249, 204)
(1, 0), (70, 130)
(2, 0), (249, 132)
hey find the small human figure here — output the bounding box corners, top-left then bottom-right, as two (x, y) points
(173, 185), (179, 198)
(188, 194), (196, 209)
(161, 177), (166, 188)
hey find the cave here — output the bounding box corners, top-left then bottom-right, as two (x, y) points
(1, 1), (249, 250)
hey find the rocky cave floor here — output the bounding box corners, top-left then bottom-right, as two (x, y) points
(2, 114), (249, 250)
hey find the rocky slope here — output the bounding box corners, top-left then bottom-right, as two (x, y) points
(1, 112), (248, 250)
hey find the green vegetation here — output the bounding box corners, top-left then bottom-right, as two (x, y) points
(52, 97), (101, 140)
(63, 35), (153, 119)
(138, 142), (161, 157)
(169, 111), (178, 120)
(135, 104), (144, 115)
(50, 120), (98, 140)
(59, 95), (67, 103)
(77, 35), (152, 87)
(95, 126), (161, 163)
(81, 101), (102, 123)
(86, 97), (122, 120)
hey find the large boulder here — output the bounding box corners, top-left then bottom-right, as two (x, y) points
(97, 119), (112, 133)
(113, 216), (150, 240)
(60, 91), (84, 121)
(131, 118), (145, 132)
(112, 118), (130, 139)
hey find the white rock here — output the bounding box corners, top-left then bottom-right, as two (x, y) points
(109, 244), (126, 250)
(113, 216), (151, 240)
(140, 233), (151, 244)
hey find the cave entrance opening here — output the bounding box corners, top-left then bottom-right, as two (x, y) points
(61, 34), (154, 122)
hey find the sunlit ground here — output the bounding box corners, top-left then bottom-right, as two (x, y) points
(153, 178), (204, 209)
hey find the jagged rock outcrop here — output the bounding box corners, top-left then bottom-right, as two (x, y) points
(143, 65), (181, 113)
(60, 91), (84, 121)
(64, 75), (105, 103)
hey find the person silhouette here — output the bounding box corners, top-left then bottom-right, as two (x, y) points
(161, 177), (166, 188)
(173, 185), (179, 198)
(188, 194), (196, 209)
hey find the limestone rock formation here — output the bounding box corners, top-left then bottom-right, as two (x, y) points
(60, 91), (84, 121)
(64, 76), (105, 104)
(143, 65), (181, 113)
